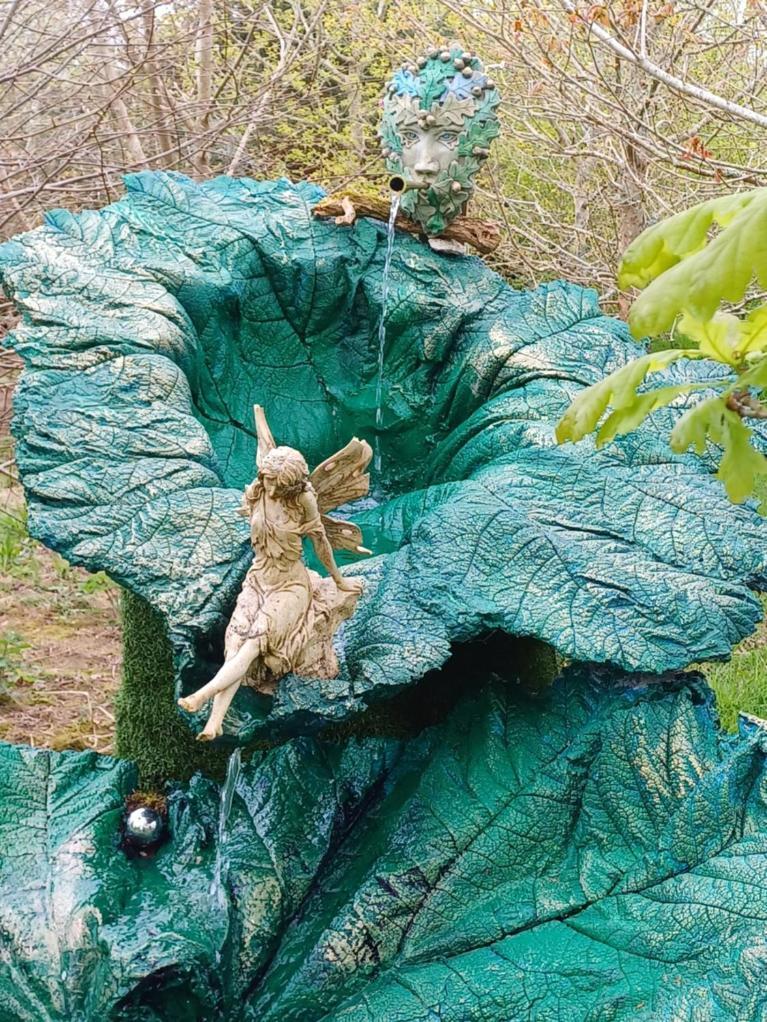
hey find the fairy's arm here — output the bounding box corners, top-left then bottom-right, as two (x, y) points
(300, 488), (362, 592)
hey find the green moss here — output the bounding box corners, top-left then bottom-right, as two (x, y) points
(116, 590), (559, 785)
(116, 590), (238, 786)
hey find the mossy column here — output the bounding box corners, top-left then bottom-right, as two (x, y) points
(116, 590), (235, 786)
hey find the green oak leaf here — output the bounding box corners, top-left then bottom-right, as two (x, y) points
(2, 666), (767, 1020)
(737, 303), (767, 357)
(618, 188), (767, 337)
(619, 190), (759, 288)
(671, 398), (767, 507)
(679, 311), (744, 367)
(554, 346), (708, 444)
(676, 307), (767, 367)
(457, 89), (501, 157)
(561, 190), (767, 509)
(2, 174), (767, 744)
(416, 54), (458, 108)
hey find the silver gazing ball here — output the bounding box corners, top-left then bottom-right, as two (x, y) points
(125, 806), (163, 847)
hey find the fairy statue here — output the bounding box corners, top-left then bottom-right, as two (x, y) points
(178, 406), (371, 740)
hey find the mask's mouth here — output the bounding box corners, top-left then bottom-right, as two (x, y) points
(388, 175), (427, 193)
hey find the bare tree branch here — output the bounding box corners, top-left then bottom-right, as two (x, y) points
(559, 0), (767, 129)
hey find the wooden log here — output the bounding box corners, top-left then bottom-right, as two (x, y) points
(312, 192), (501, 255)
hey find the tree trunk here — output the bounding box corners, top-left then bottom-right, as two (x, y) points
(193, 0), (214, 176)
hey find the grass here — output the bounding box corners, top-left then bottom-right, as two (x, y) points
(706, 647), (767, 731)
(0, 507), (27, 573)
(702, 471), (767, 729)
(702, 594), (767, 732)
(0, 630), (36, 700)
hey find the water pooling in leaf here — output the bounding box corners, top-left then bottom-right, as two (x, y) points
(373, 191), (401, 479)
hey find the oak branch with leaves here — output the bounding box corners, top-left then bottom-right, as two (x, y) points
(556, 188), (767, 509)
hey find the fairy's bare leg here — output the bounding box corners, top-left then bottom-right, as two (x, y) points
(177, 635), (265, 713)
(197, 680), (242, 741)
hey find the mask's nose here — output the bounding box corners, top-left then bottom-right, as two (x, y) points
(414, 161), (438, 179)
(411, 140), (439, 179)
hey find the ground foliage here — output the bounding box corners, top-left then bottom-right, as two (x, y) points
(2, 173), (767, 745)
(0, 491), (120, 752)
(2, 665), (767, 1021)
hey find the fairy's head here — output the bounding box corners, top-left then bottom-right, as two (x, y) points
(379, 46), (501, 236)
(258, 446), (309, 501)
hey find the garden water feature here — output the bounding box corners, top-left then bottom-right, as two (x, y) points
(0, 47), (767, 1016)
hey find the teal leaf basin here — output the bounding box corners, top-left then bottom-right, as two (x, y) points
(2, 173), (766, 742)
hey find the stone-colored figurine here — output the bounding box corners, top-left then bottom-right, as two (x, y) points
(178, 405), (371, 740)
(379, 45), (501, 251)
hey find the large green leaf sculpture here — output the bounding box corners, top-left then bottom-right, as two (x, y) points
(2, 173), (767, 742)
(3, 666), (767, 1021)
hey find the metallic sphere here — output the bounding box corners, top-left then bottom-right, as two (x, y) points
(124, 806), (163, 847)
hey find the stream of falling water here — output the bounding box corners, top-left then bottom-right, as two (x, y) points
(373, 192), (401, 477)
(210, 747), (242, 917)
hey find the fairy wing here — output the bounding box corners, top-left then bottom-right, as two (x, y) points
(254, 404), (276, 469)
(310, 437), (372, 512)
(310, 437), (373, 555)
(320, 514), (371, 555)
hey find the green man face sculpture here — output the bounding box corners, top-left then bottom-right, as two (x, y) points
(379, 46), (501, 236)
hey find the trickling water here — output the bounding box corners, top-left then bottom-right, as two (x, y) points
(373, 192), (401, 478)
(210, 747), (242, 913)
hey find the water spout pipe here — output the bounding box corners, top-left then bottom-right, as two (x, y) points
(389, 175), (425, 193)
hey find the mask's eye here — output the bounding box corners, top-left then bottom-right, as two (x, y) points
(401, 130), (419, 146)
(439, 131), (458, 146)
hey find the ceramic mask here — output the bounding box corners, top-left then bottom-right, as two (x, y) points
(378, 46), (501, 235)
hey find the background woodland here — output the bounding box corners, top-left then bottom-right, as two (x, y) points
(1, 0), (767, 310)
